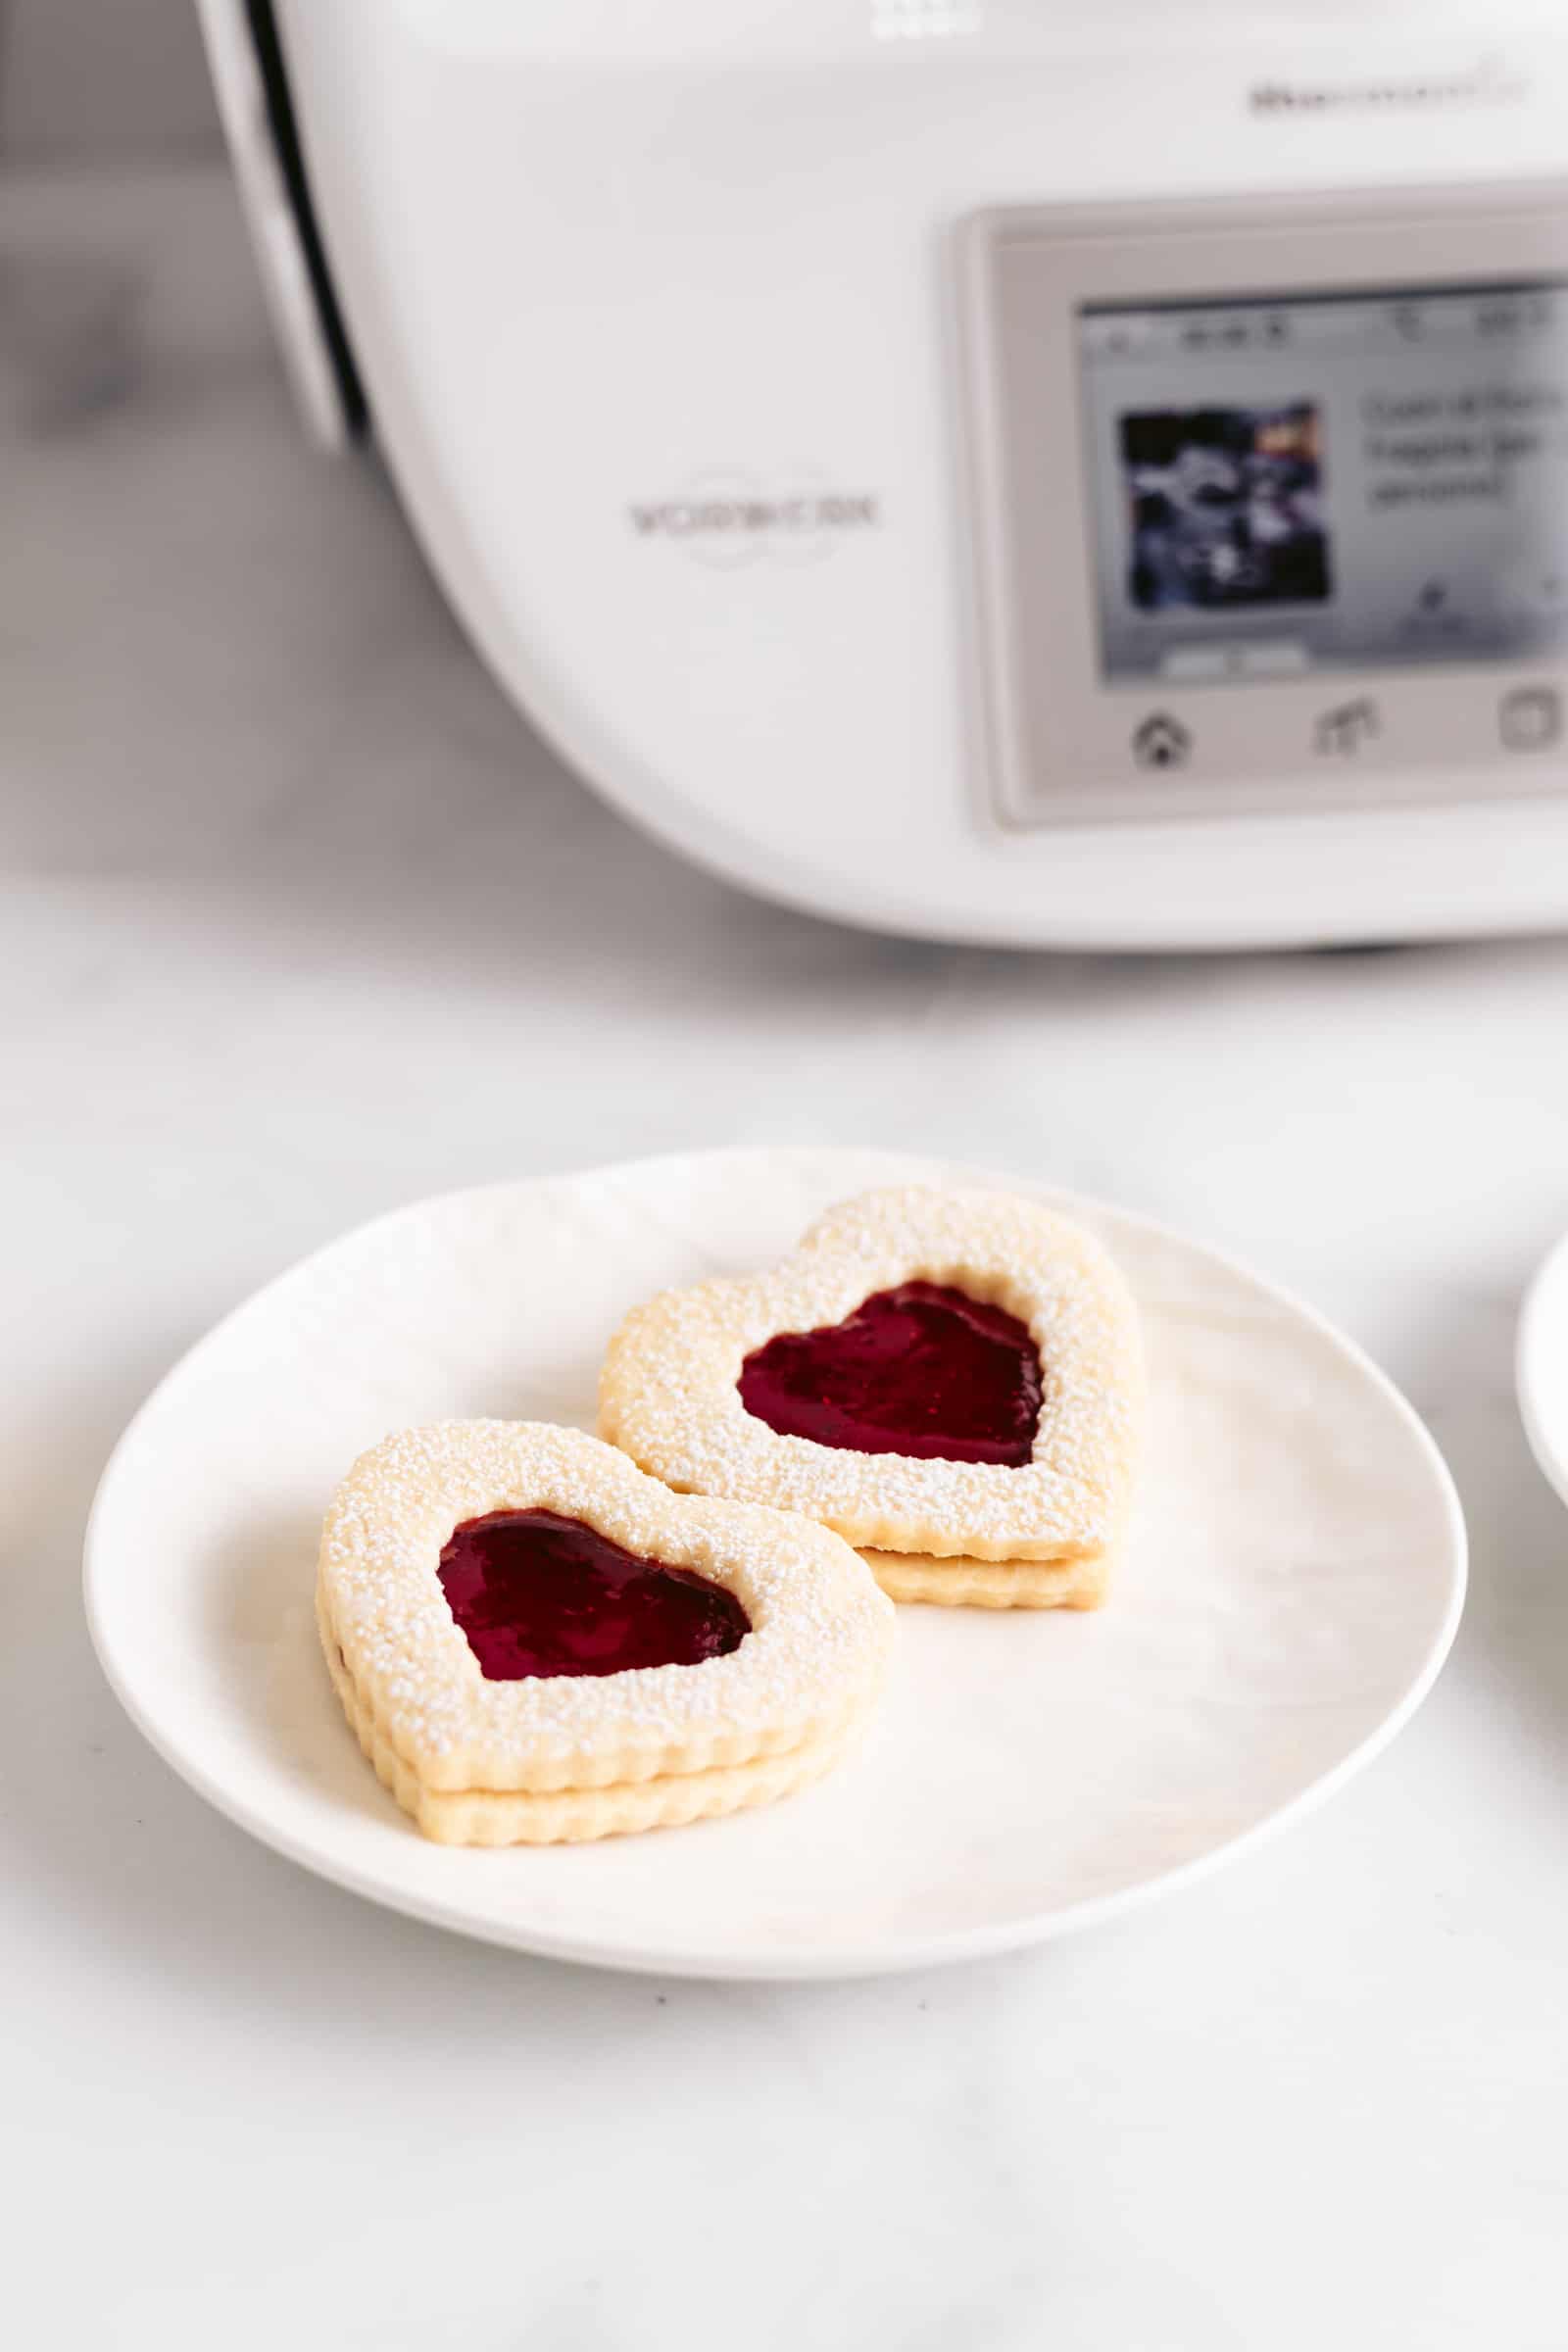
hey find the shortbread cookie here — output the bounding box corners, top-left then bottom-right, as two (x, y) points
(860, 1543), (1119, 1612)
(317, 1420), (894, 1844)
(599, 1185), (1142, 1606)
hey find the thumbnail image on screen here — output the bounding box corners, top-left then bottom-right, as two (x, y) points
(1120, 404), (1330, 612)
(1078, 280), (1568, 682)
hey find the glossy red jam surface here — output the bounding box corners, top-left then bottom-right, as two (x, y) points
(738, 1280), (1042, 1467)
(437, 1509), (751, 1681)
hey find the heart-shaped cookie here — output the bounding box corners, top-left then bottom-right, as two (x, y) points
(599, 1185), (1143, 1608)
(318, 1421), (894, 1843)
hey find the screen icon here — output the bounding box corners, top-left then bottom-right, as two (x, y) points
(1314, 698), (1380, 757)
(1499, 686), (1563, 753)
(1132, 712), (1193, 770)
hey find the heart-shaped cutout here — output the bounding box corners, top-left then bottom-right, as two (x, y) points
(439, 1507), (752, 1679)
(738, 1281), (1042, 1466)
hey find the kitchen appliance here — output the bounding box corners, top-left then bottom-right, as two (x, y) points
(200, 1), (1568, 949)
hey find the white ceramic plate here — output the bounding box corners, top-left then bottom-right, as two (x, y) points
(1519, 1226), (1568, 1511)
(85, 1148), (1465, 1980)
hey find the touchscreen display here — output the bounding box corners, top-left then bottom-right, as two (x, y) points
(1078, 280), (1568, 683)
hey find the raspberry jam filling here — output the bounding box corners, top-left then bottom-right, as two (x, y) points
(437, 1509), (751, 1681)
(738, 1280), (1043, 1467)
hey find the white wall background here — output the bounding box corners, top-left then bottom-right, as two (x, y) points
(0, 0), (220, 161)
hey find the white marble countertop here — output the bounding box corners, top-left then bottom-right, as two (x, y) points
(6, 169), (1568, 2350)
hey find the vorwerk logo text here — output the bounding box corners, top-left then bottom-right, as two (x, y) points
(630, 492), (879, 539)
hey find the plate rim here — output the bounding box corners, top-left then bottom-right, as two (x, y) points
(1518, 1224), (1568, 1511)
(83, 1146), (1470, 1981)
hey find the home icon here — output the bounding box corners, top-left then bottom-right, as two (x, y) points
(1132, 712), (1193, 770)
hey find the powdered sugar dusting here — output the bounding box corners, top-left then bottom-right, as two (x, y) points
(318, 1420), (894, 1793)
(599, 1185), (1143, 1562)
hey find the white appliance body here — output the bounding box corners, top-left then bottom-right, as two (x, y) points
(209, 1), (1568, 948)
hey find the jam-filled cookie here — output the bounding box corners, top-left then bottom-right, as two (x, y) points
(599, 1185), (1142, 1609)
(318, 1421), (894, 1843)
